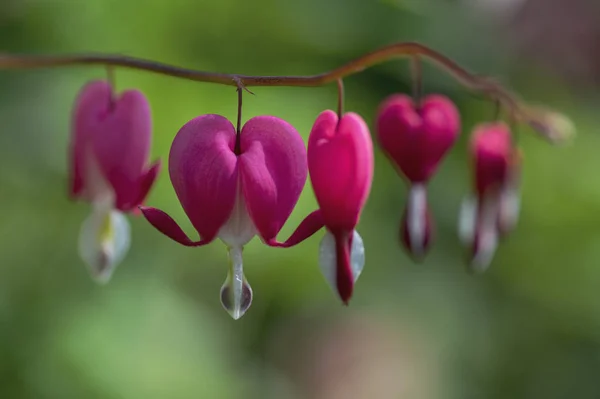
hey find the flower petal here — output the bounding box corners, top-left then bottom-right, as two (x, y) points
(125, 160), (162, 211)
(169, 114), (238, 242)
(239, 116), (307, 242)
(376, 94), (460, 183)
(458, 195), (478, 247)
(267, 209), (324, 248)
(308, 110), (374, 231)
(400, 184), (433, 260)
(78, 206), (131, 283)
(70, 81), (115, 202)
(73, 81), (154, 210)
(217, 185), (257, 247)
(140, 206), (208, 247)
(470, 196), (500, 273)
(220, 246), (253, 320)
(318, 229), (364, 304)
(471, 122), (513, 196)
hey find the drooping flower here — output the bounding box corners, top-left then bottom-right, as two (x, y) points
(69, 80), (161, 283)
(305, 110), (374, 304)
(376, 94), (460, 259)
(458, 122), (521, 272)
(140, 114), (307, 319)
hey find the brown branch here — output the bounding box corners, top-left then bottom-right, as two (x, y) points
(0, 41), (574, 143)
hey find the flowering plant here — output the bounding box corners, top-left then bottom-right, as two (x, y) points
(0, 41), (574, 318)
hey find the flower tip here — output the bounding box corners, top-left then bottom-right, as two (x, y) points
(400, 184), (433, 261)
(220, 247), (253, 320)
(318, 230), (364, 304)
(78, 208), (131, 285)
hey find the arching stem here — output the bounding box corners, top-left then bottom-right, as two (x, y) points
(411, 54), (422, 106)
(0, 41), (573, 143)
(235, 84), (243, 155)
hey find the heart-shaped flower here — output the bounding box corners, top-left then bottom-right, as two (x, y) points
(69, 80), (161, 283)
(376, 94), (460, 258)
(141, 114), (307, 319)
(306, 110), (374, 304)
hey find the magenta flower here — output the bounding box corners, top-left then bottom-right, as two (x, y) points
(376, 94), (460, 259)
(458, 122), (521, 272)
(306, 110), (374, 304)
(140, 114), (307, 319)
(69, 80), (161, 283)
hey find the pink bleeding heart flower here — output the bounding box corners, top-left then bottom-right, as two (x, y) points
(376, 94), (460, 259)
(69, 80), (161, 283)
(140, 114), (307, 319)
(305, 110), (374, 304)
(457, 122), (521, 272)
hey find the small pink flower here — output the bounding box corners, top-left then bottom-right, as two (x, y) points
(306, 110), (374, 304)
(458, 122), (521, 272)
(69, 80), (161, 283)
(140, 114), (307, 319)
(376, 94), (460, 258)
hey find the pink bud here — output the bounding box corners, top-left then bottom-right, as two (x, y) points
(141, 114), (307, 319)
(471, 122), (513, 197)
(376, 94), (460, 183)
(459, 122), (519, 272)
(69, 80), (161, 212)
(307, 110), (373, 304)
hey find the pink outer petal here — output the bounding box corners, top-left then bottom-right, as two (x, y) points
(239, 116), (308, 242)
(308, 110), (374, 232)
(71, 80), (154, 207)
(118, 159), (161, 212)
(169, 114), (238, 242)
(267, 210), (324, 248)
(376, 94), (460, 183)
(470, 122), (512, 196)
(140, 206), (208, 247)
(69, 81), (106, 200)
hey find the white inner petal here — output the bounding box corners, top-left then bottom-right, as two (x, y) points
(318, 230), (365, 296)
(82, 142), (114, 203)
(407, 184), (427, 255)
(78, 206), (131, 284)
(458, 195), (478, 246)
(471, 196), (499, 273)
(218, 184), (257, 248)
(219, 246), (253, 320)
(499, 184), (521, 233)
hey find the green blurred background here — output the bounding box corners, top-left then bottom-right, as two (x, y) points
(1, 0), (599, 398)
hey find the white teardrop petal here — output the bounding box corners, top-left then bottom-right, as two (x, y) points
(318, 230), (365, 295)
(458, 195), (478, 246)
(470, 197), (499, 273)
(78, 208), (131, 284)
(220, 246), (252, 320)
(407, 184), (427, 256)
(499, 185), (521, 233)
(318, 231), (336, 292)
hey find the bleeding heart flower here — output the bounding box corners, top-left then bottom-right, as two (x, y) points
(69, 80), (161, 283)
(305, 110), (374, 304)
(458, 122), (521, 272)
(376, 94), (460, 259)
(140, 114), (307, 319)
